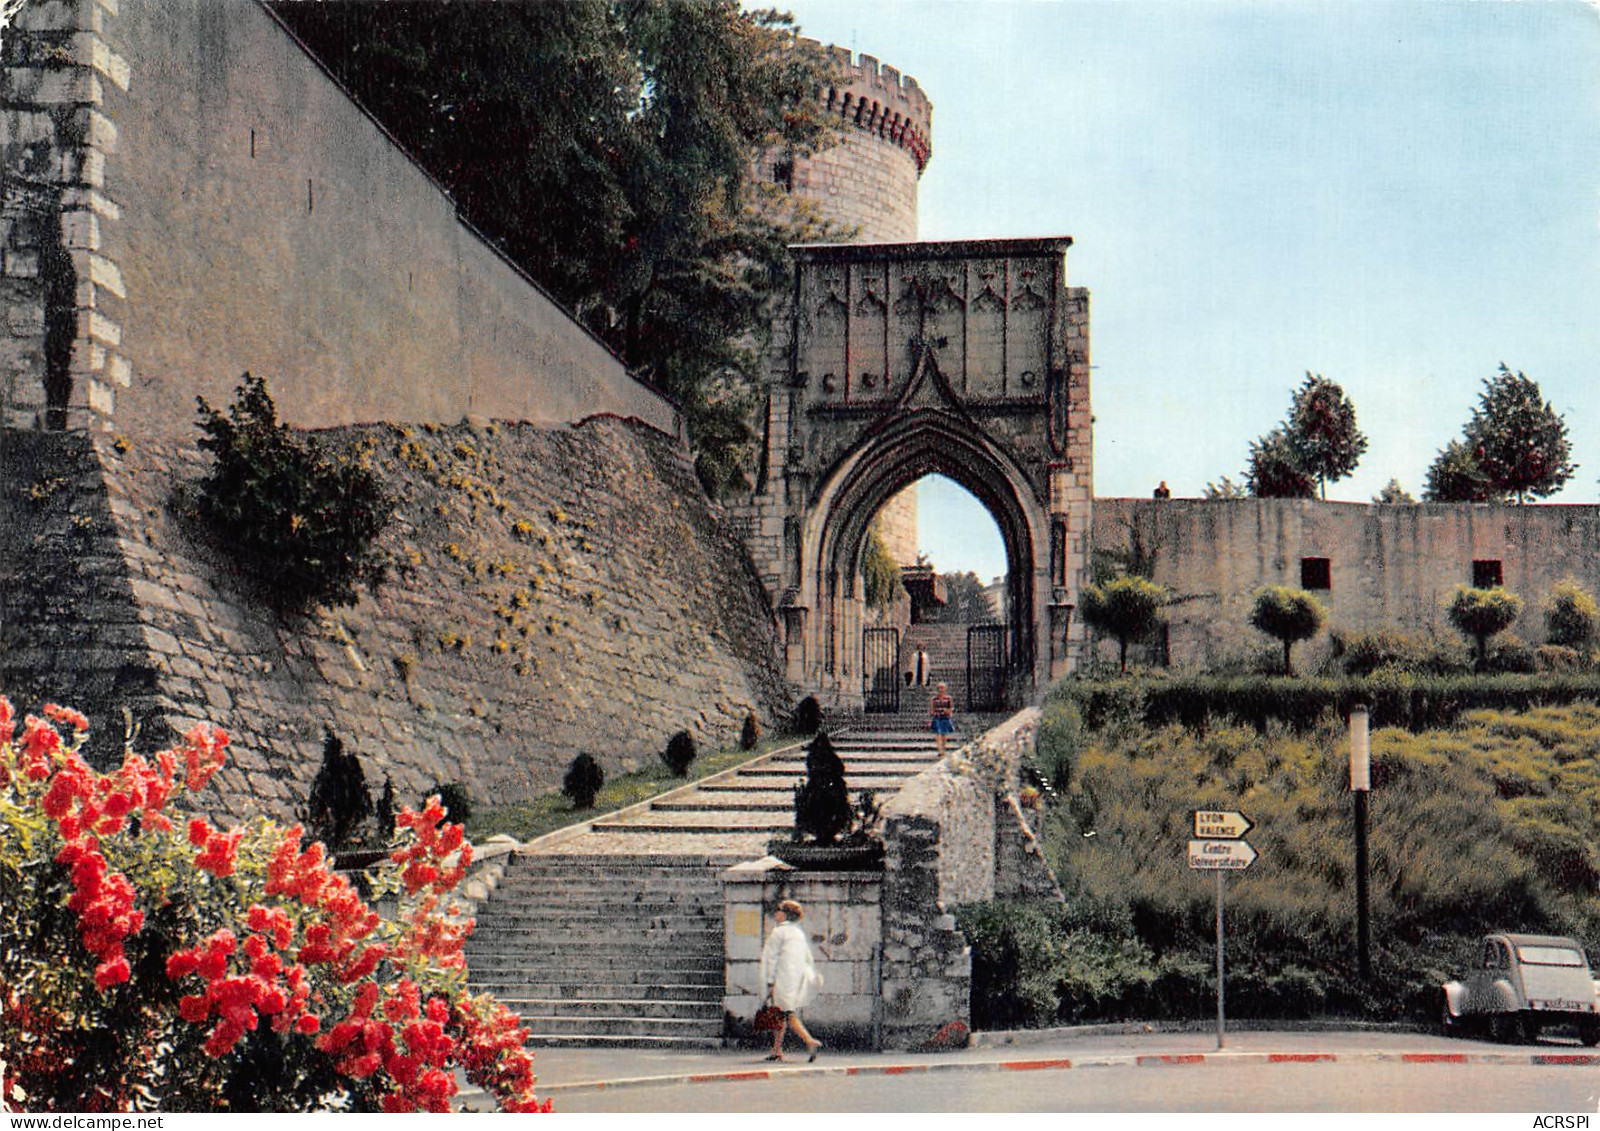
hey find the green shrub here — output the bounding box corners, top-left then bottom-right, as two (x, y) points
(1248, 586), (1327, 676)
(300, 730), (373, 852)
(1017, 703), (1600, 1027)
(793, 731), (852, 844)
(433, 781), (473, 824)
(1332, 628), (1466, 677)
(195, 373), (392, 610)
(1046, 670), (1600, 735)
(1485, 639), (1537, 674)
(1545, 579), (1599, 648)
(740, 711), (761, 751)
(562, 753), (606, 809)
(1535, 644), (1582, 672)
(1080, 575), (1168, 673)
(663, 730), (697, 777)
(1447, 586), (1523, 668)
(1032, 699), (1084, 792)
(793, 695), (822, 736)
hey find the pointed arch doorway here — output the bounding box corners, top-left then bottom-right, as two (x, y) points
(733, 238), (1094, 712)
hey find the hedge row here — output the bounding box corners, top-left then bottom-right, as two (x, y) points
(1048, 672), (1600, 734)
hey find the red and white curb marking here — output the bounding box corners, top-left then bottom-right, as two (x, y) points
(536, 1050), (1600, 1095)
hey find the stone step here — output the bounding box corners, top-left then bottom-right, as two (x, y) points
(589, 812), (793, 834)
(734, 767), (923, 780)
(521, 1034), (724, 1051)
(473, 895), (722, 914)
(474, 918), (721, 938)
(464, 954), (722, 978)
(514, 1014), (723, 1038)
(492, 997), (722, 1021)
(508, 853), (744, 868)
(467, 979), (723, 999)
(651, 798), (792, 812)
(465, 935), (722, 957)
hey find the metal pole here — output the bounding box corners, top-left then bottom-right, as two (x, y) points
(1350, 703), (1372, 981)
(1355, 789), (1371, 979)
(1215, 869), (1226, 1050)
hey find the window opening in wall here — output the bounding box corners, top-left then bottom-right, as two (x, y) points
(773, 155), (794, 192)
(1300, 556), (1331, 590)
(250, 129), (256, 158)
(307, 179), (314, 214)
(1473, 559), (1503, 588)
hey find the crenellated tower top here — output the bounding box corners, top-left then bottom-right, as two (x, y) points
(805, 40), (934, 174)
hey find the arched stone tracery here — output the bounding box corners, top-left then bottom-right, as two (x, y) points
(732, 237), (1093, 711)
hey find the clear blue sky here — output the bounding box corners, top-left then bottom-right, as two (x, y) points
(771, 0), (1600, 582)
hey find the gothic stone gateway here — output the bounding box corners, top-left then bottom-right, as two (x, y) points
(735, 238), (1093, 709)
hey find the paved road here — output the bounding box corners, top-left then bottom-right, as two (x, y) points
(523, 1030), (1600, 1114)
(550, 1060), (1600, 1113)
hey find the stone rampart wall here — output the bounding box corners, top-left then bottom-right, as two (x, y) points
(1, 0), (677, 439)
(722, 860), (882, 1049)
(877, 707), (1055, 1048)
(0, 417), (787, 819)
(1094, 497), (1600, 669)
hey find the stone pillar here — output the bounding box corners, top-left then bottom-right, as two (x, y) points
(722, 857), (884, 1049)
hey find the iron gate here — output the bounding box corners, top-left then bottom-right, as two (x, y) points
(863, 627), (901, 714)
(967, 625), (1008, 713)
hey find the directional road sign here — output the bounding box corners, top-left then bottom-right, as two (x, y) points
(1188, 839), (1258, 871)
(1194, 810), (1253, 839)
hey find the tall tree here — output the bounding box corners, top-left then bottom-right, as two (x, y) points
(1285, 372), (1367, 499)
(1464, 365), (1576, 503)
(1244, 428), (1315, 499)
(1423, 438), (1501, 503)
(1372, 478), (1415, 505)
(271, 1), (846, 495)
(922, 571), (1000, 625)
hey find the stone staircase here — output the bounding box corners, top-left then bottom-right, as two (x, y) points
(897, 622), (976, 716)
(464, 730), (944, 1048)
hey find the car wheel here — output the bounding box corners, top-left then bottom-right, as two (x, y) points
(1580, 1022), (1599, 1048)
(1522, 1018), (1541, 1045)
(1489, 1012), (1522, 1044)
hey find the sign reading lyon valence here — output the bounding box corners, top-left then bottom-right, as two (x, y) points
(1194, 810), (1254, 840)
(1187, 839), (1258, 871)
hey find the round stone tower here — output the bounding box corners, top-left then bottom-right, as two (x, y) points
(767, 43), (933, 243)
(758, 44), (933, 563)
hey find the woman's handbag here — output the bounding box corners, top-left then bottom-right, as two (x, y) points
(753, 1001), (785, 1031)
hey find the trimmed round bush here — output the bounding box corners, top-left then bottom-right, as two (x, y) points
(1447, 585), (1523, 668)
(1248, 586), (1327, 676)
(1545, 579), (1598, 649)
(793, 695), (822, 736)
(562, 752), (606, 809)
(1080, 574), (1167, 673)
(663, 729), (697, 777)
(794, 731), (852, 845)
(433, 781), (473, 824)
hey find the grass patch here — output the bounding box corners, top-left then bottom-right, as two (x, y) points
(984, 700), (1600, 1030)
(465, 733), (803, 843)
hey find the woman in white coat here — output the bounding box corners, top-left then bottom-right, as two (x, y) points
(760, 899), (823, 1061)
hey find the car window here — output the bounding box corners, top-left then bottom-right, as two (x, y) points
(1497, 942), (1513, 968)
(1482, 941), (1499, 968)
(1517, 946), (1586, 967)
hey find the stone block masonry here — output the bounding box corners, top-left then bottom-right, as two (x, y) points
(2, 0), (678, 442)
(0, 415), (789, 819)
(1093, 497), (1600, 669)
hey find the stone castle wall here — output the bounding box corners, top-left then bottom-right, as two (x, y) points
(754, 44), (934, 568)
(1, 417), (787, 818)
(1092, 497), (1600, 669)
(1, 0), (678, 439)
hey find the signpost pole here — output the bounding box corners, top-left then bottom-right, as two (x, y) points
(1215, 869), (1226, 1050)
(1350, 705), (1372, 981)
